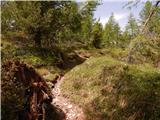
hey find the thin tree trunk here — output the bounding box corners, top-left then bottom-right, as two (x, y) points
(141, 1), (160, 32)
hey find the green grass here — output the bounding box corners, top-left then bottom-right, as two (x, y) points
(61, 56), (160, 120)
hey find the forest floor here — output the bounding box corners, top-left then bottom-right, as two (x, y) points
(2, 36), (160, 120)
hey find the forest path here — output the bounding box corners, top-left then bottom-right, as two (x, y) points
(41, 51), (90, 120)
(50, 75), (86, 120)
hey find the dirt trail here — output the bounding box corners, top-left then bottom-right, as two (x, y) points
(51, 76), (86, 120)
(41, 51), (90, 120)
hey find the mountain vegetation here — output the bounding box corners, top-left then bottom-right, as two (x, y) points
(1, 1), (160, 120)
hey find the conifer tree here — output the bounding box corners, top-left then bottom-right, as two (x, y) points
(125, 13), (139, 39)
(103, 13), (121, 47)
(92, 20), (103, 48)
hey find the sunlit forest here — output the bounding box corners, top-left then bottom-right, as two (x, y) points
(1, 1), (160, 120)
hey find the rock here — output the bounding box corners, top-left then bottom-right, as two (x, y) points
(68, 105), (72, 109)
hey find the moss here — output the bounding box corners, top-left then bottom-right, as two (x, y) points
(61, 56), (160, 120)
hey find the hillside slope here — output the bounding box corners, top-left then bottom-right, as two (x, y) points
(61, 56), (160, 120)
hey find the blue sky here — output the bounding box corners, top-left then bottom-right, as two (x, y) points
(93, 0), (146, 30)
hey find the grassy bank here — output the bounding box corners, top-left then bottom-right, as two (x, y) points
(61, 56), (160, 120)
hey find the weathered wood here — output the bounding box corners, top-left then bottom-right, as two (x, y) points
(2, 60), (53, 120)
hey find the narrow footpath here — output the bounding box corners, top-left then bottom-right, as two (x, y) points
(51, 76), (86, 120)
(42, 51), (90, 120)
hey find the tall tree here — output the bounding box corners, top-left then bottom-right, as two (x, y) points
(103, 13), (121, 46)
(92, 20), (103, 48)
(1, 1), (83, 48)
(125, 13), (139, 39)
(79, 1), (99, 46)
(113, 23), (121, 42)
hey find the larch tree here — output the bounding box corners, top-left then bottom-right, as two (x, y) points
(140, 1), (160, 35)
(103, 13), (121, 47)
(125, 13), (139, 39)
(80, 1), (100, 46)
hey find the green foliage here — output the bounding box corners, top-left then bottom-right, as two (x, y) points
(1, 1), (160, 119)
(91, 20), (103, 48)
(127, 35), (160, 64)
(125, 13), (139, 39)
(119, 13), (139, 48)
(1, 2), (77, 48)
(139, 1), (152, 23)
(140, 1), (160, 35)
(2, 1), (100, 49)
(120, 31), (131, 48)
(79, 1), (100, 46)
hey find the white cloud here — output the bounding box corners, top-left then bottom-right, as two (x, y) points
(99, 17), (109, 27)
(102, 0), (137, 2)
(99, 13), (128, 27)
(114, 13), (128, 21)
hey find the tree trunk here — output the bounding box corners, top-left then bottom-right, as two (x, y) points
(34, 30), (42, 48)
